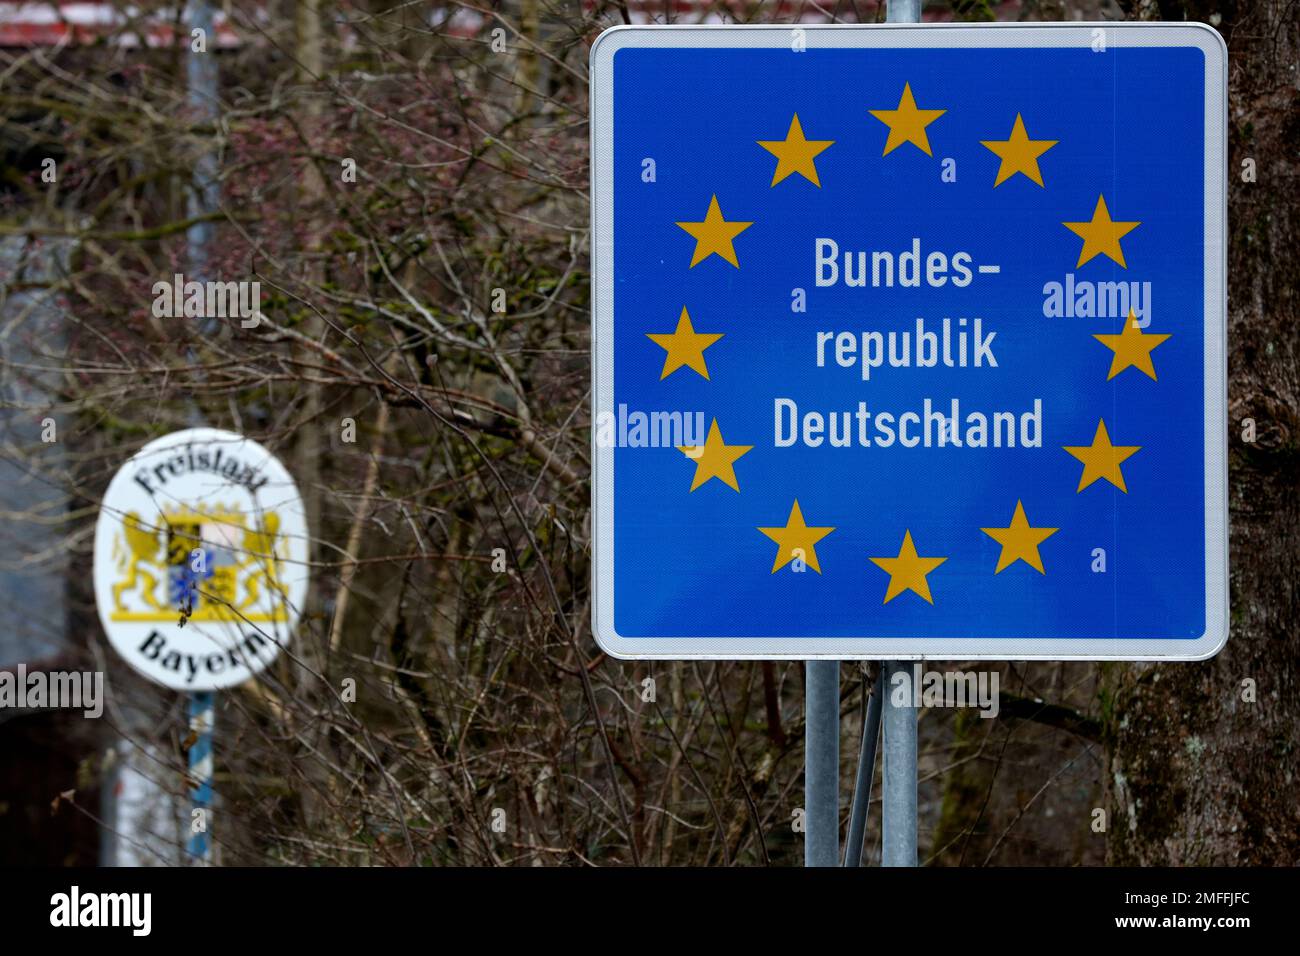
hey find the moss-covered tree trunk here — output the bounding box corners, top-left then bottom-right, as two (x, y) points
(1104, 0), (1300, 865)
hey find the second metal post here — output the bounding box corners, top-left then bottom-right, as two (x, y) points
(882, 661), (917, 866)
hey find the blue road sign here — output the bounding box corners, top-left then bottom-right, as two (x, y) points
(590, 24), (1227, 660)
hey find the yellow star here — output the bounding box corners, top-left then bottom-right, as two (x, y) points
(981, 500), (1059, 574)
(869, 530), (947, 604)
(677, 419), (752, 492)
(1062, 195), (1141, 268)
(1063, 419), (1141, 493)
(646, 307), (723, 380)
(757, 114), (835, 187)
(675, 195), (754, 268)
(869, 82), (946, 157)
(1092, 309), (1171, 381)
(980, 113), (1058, 187)
(757, 500), (835, 574)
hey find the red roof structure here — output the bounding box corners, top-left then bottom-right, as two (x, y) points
(0, 1), (241, 47)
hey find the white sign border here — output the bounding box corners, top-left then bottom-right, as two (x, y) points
(590, 23), (1228, 661)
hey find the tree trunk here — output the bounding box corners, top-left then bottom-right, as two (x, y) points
(1104, 0), (1300, 865)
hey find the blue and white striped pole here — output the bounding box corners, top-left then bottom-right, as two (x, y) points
(184, 0), (217, 867)
(187, 691), (215, 864)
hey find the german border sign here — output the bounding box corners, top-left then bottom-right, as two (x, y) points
(94, 428), (308, 689)
(590, 24), (1227, 660)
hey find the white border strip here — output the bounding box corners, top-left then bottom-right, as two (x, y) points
(590, 23), (1229, 661)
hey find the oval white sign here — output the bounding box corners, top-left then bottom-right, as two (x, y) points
(93, 428), (308, 691)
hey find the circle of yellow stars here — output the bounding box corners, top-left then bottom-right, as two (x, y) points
(638, 78), (1171, 608)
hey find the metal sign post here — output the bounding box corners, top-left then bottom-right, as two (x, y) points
(804, 661), (840, 866)
(882, 661), (917, 866)
(887, 0), (922, 22)
(879, 0), (921, 871)
(806, 0), (923, 874)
